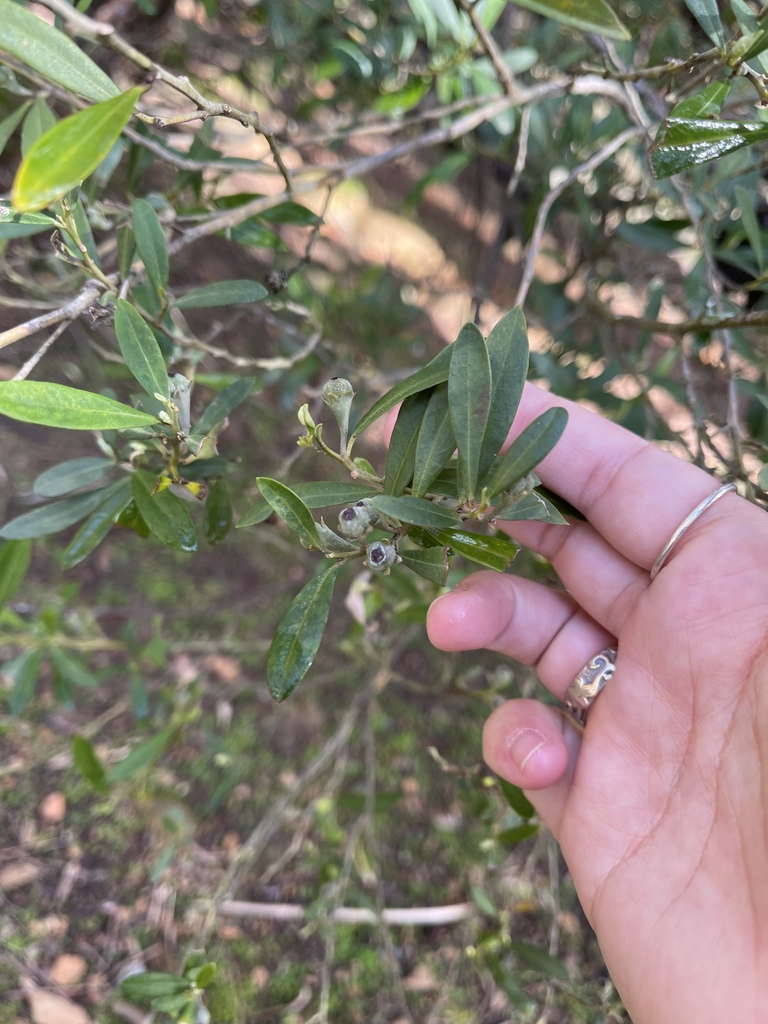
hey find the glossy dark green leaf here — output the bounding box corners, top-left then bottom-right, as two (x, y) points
(350, 345), (453, 440)
(267, 563), (341, 701)
(412, 527), (519, 572)
(190, 378), (255, 440)
(479, 308), (529, 478)
(412, 384), (455, 497)
(175, 280), (269, 309)
(509, 940), (569, 980)
(260, 201), (319, 225)
(0, 381), (159, 430)
(510, 0), (630, 40)
(131, 470), (197, 552)
(383, 390), (431, 496)
(650, 118), (768, 179)
(115, 499), (151, 538)
(670, 81), (730, 118)
(107, 726), (175, 783)
(33, 457), (114, 498)
(62, 479), (133, 569)
(0, 539), (31, 608)
(494, 490), (567, 525)
(72, 734), (109, 795)
(118, 223), (137, 280)
(256, 477), (321, 548)
(398, 544), (450, 585)
(499, 777), (536, 818)
(6, 648), (42, 715)
(0, 0), (118, 101)
(50, 646), (98, 687)
(204, 479), (233, 545)
(132, 198), (168, 297)
(115, 299), (170, 401)
(0, 485), (120, 540)
(12, 87), (144, 212)
(682, 0), (725, 48)
(370, 494), (460, 528)
(484, 408), (568, 499)
(238, 481), (379, 527)
(497, 823), (539, 844)
(449, 323), (492, 502)
(0, 205), (56, 239)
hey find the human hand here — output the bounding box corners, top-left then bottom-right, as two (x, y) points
(425, 383), (768, 1024)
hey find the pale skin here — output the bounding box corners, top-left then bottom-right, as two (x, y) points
(411, 384), (768, 1023)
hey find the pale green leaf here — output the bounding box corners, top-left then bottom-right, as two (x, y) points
(114, 299), (170, 401)
(682, 0), (725, 48)
(175, 279), (269, 309)
(509, 0), (630, 41)
(669, 82), (730, 119)
(0, 539), (31, 607)
(33, 457), (114, 498)
(72, 735), (109, 794)
(0, 381), (159, 430)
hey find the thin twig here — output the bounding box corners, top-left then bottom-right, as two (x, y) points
(11, 322), (69, 380)
(456, 0), (515, 97)
(0, 282), (101, 351)
(580, 48), (720, 82)
(217, 900), (475, 926)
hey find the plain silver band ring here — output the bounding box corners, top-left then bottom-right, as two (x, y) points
(650, 483), (737, 581)
(564, 647), (618, 726)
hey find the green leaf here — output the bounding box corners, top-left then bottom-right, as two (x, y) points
(190, 378), (255, 440)
(449, 323), (492, 502)
(494, 490), (567, 525)
(670, 81), (730, 118)
(260, 201), (319, 225)
(682, 0), (725, 49)
(0, 540), (31, 607)
(350, 345), (453, 440)
(650, 118), (768, 179)
(0, 205), (55, 240)
(21, 97), (56, 155)
(256, 477), (321, 548)
(499, 777), (536, 818)
(479, 308), (529, 478)
(175, 279), (269, 309)
(120, 972), (190, 1002)
(398, 544), (449, 585)
(484, 408), (568, 499)
(0, 0), (118, 101)
(114, 299), (170, 401)
(497, 823), (539, 844)
(0, 101), (31, 159)
(267, 563), (341, 701)
(33, 457), (114, 498)
(369, 494), (461, 528)
(0, 485), (123, 540)
(0, 381), (159, 430)
(72, 735), (109, 795)
(509, 940), (569, 980)
(132, 198), (169, 297)
(384, 390), (431, 496)
(204, 479), (233, 545)
(107, 726), (175, 783)
(12, 86), (144, 212)
(62, 479), (133, 569)
(5, 648), (43, 715)
(191, 962), (217, 989)
(735, 184), (764, 273)
(50, 646), (98, 688)
(238, 481), (379, 528)
(412, 384), (455, 497)
(413, 527), (519, 571)
(509, 0), (630, 41)
(131, 471), (197, 552)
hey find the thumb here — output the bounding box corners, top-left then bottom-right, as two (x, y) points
(483, 698), (581, 837)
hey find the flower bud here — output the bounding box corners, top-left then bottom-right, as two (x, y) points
(321, 377), (354, 454)
(298, 403), (316, 431)
(365, 540), (399, 573)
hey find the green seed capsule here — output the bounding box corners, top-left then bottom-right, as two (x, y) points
(338, 499), (379, 539)
(365, 540), (398, 573)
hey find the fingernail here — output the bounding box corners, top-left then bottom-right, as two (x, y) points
(508, 730), (546, 773)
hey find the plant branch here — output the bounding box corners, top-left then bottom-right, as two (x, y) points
(455, 0), (515, 96)
(0, 282), (102, 352)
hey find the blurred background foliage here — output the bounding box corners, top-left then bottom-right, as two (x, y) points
(1, 0), (767, 1020)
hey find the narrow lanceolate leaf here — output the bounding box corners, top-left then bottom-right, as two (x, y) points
(191, 378), (255, 440)
(484, 408), (568, 499)
(0, 539), (31, 607)
(72, 735), (109, 795)
(384, 390), (431, 495)
(107, 726), (175, 783)
(204, 479), (233, 545)
(238, 481), (379, 528)
(0, 484), (123, 540)
(398, 545), (449, 586)
(114, 299), (170, 401)
(449, 323), (492, 502)
(670, 82), (730, 119)
(62, 479), (133, 569)
(413, 527), (519, 572)
(494, 490), (567, 525)
(256, 477), (321, 548)
(12, 86), (144, 212)
(6, 648), (43, 715)
(735, 184), (765, 273)
(682, 0), (725, 49)
(0, 381), (159, 430)
(120, 973), (190, 1002)
(0, 0), (118, 101)
(350, 344), (453, 440)
(132, 198), (169, 297)
(369, 494), (460, 529)
(650, 119), (768, 179)
(131, 470), (197, 552)
(33, 457), (114, 498)
(412, 384), (455, 497)
(267, 563), (341, 701)
(510, 0), (630, 41)
(175, 280), (269, 309)
(479, 308), (529, 479)
(50, 646), (98, 688)
(0, 205), (55, 240)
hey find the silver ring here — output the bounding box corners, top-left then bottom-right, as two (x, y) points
(650, 483), (736, 581)
(564, 647), (617, 726)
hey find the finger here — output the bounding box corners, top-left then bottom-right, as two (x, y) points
(483, 698), (580, 835)
(427, 570), (615, 698)
(510, 384), (736, 571)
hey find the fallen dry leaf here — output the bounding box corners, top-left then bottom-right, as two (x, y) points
(49, 954), (87, 986)
(0, 861), (40, 891)
(39, 792), (67, 824)
(403, 963), (437, 992)
(22, 979), (92, 1024)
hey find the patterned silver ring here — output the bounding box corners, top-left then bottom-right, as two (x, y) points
(564, 647), (617, 726)
(650, 483), (736, 581)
